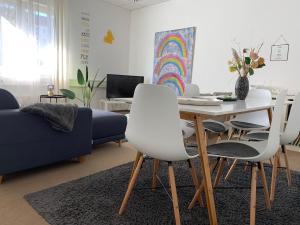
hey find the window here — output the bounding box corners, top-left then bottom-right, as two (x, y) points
(0, 0), (56, 84)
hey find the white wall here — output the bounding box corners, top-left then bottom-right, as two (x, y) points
(66, 0), (131, 106)
(68, 0), (130, 77)
(129, 0), (300, 94)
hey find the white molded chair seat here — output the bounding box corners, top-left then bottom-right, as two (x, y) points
(243, 92), (300, 145)
(226, 89), (272, 132)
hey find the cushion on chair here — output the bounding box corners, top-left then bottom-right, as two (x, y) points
(0, 89), (19, 110)
(208, 142), (260, 158)
(203, 120), (227, 133)
(92, 110), (127, 142)
(230, 121), (265, 129)
(244, 132), (269, 141)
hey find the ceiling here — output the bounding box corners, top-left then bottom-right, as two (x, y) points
(102, 0), (170, 10)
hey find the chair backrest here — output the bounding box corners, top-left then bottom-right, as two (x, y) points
(0, 88), (19, 110)
(126, 84), (188, 161)
(281, 92), (300, 145)
(184, 83), (200, 97)
(232, 89), (272, 127)
(258, 90), (287, 161)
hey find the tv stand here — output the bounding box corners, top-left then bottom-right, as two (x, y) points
(99, 98), (131, 112)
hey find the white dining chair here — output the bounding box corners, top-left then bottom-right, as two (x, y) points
(119, 84), (202, 225)
(226, 89), (272, 136)
(189, 90), (287, 225)
(183, 83), (228, 141)
(240, 92), (300, 201)
(224, 89), (272, 179)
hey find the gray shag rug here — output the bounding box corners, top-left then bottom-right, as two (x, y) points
(25, 159), (300, 225)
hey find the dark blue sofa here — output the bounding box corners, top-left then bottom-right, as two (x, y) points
(0, 89), (127, 182)
(0, 89), (92, 180)
(92, 110), (127, 146)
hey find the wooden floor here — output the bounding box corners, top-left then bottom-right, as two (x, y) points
(0, 142), (299, 225)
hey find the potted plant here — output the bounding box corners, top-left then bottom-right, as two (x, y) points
(228, 43), (266, 100)
(60, 66), (106, 108)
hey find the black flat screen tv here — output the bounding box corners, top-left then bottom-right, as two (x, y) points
(106, 74), (144, 98)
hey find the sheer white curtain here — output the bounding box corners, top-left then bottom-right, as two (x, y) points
(0, 0), (61, 106)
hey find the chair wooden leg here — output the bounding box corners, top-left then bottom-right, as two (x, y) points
(168, 163), (181, 225)
(119, 155), (144, 215)
(259, 162), (271, 210)
(270, 153), (279, 202)
(188, 159), (218, 209)
(225, 159), (238, 180)
(0, 176), (4, 184)
(277, 152), (281, 170)
(213, 158), (226, 187)
(130, 151), (142, 179)
(269, 158), (273, 166)
(152, 159), (160, 191)
(216, 133), (223, 143)
(188, 159), (204, 207)
(282, 145), (292, 186)
(250, 164), (258, 225)
(228, 129), (235, 140)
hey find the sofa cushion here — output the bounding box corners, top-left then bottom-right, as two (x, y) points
(0, 89), (19, 110)
(92, 110), (127, 141)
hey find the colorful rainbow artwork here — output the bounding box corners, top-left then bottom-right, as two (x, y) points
(154, 54), (187, 78)
(153, 27), (196, 96)
(156, 33), (188, 58)
(157, 73), (185, 96)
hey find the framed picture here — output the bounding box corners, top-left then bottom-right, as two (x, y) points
(153, 27), (196, 96)
(270, 44), (289, 61)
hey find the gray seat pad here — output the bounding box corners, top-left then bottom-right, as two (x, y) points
(245, 132), (269, 141)
(203, 121), (227, 133)
(208, 142), (260, 158)
(230, 121), (266, 129)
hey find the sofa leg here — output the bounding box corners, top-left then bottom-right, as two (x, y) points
(0, 176), (4, 184)
(117, 140), (122, 147)
(78, 156), (86, 163)
(71, 155), (86, 163)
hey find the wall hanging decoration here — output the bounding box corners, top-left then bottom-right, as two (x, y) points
(104, 30), (115, 45)
(270, 35), (289, 61)
(153, 27), (196, 96)
(80, 12), (90, 65)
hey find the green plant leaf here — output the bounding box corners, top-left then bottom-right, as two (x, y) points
(96, 76), (107, 88)
(245, 57), (251, 65)
(85, 66), (89, 82)
(60, 89), (76, 99)
(249, 68), (254, 76)
(77, 69), (85, 85)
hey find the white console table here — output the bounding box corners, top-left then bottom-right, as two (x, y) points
(99, 99), (131, 112)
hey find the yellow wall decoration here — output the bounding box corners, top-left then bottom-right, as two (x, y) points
(104, 30), (115, 44)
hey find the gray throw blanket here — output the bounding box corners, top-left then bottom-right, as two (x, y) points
(21, 103), (78, 132)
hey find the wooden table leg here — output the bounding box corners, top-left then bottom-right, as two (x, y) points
(0, 176), (4, 184)
(152, 159), (160, 191)
(195, 115), (218, 225)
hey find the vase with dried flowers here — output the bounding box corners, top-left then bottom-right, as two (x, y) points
(228, 43), (266, 100)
